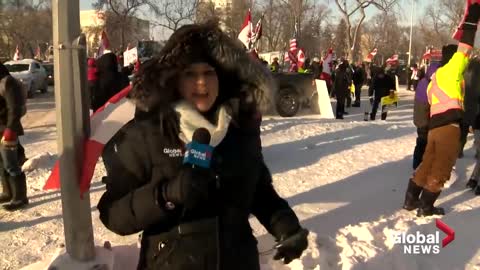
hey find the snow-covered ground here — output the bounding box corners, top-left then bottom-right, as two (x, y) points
(2, 87), (480, 270)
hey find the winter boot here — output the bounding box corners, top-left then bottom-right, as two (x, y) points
(364, 112), (369, 121)
(466, 178), (478, 190)
(475, 185), (480, 196)
(381, 112), (388, 120)
(3, 173), (28, 211)
(0, 172), (11, 203)
(416, 189), (445, 217)
(402, 179), (423, 211)
(370, 113), (376, 121)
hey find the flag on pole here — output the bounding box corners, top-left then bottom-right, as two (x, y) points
(251, 13), (264, 45)
(44, 86), (136, 196)
(365, 48), (377, 62)
(452, 0), (480, 41)
(284, 39), (298, 62)
(34, 45), (41, 60)
(97, 30), (111, 58)
(386, 54), (399, 64)
(13, 45), (22, 61)
(238, 9), (252, 49)
(297, 48), (306, 68)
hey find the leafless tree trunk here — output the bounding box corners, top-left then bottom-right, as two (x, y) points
(334, 0), (398, 62)
(93, 0), (160, 50)
(0, 1), (52, 59)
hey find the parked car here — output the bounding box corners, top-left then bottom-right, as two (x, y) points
(4, 59), (48, 98)
(42, 62), (54, 85)
(272, 72), (318, 117)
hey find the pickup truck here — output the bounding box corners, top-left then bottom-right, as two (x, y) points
(272, 72), (319, 117)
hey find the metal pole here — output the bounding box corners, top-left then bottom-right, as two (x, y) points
(52, 0), (95, 261)
(407, 0), (414, 67)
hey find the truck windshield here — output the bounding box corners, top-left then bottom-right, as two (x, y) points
(5, 64), (29, 72)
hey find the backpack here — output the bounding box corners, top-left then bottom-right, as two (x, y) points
(0, 76), (27, 117)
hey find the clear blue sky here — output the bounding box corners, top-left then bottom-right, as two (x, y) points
(80, 0), (93, 10)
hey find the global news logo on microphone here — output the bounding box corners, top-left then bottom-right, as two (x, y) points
(183, 141), (214, 168)
(392, 219), (454, 255)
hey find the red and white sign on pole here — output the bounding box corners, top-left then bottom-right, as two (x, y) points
(123, 47), (138, 67)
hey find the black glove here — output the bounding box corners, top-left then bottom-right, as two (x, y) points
(273, 228), (309, 264)
(161, 167), (216, 210)
(461, 3), (480, 46)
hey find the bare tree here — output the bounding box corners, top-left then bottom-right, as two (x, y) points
(150, 0), (199, 33)
(417, 0), (463, 49)
(0, 0), (52, 59)
(93, 0), (159, 50)
(334, 0), (398, 61)
(196, 0), (221, 23)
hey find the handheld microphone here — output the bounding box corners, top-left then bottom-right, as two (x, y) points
(183, 128), (214, 168)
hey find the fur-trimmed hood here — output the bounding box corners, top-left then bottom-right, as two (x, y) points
(128, 20), (275, 116)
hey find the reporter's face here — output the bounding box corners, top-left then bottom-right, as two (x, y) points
(178, 63), (219, 112)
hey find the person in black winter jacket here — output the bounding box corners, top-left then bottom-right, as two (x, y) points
(97, 21), (308, 270)
(91, 52), (130, 111)
(0, 63), (28, 211)
(352, 63), (366, 107)
(332, 61), (351, 119)
(369, 66), (396, 120)
(464, 57), (480, 194)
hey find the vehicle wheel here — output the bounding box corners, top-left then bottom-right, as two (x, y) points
(276, 88), (300, 117)
(40, 80), (48, 93)
(27, 84), (34, 99)
(310, 93), (320, 114)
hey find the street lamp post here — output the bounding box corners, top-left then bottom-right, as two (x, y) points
(407, 0), (414, 67)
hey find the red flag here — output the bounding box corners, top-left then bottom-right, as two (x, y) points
(453, 0), (480, 41)
(97, 30), (111, 58)
(34, 45), (41, 60)
(13, 45), (22, 61)
(365, 48), (377, 62)
(321, 48), (334, 75)
(285, 39), (298, 62)
(251, 14), (264, 45)
(238, 9), (252, 49)
(386, 54), (399, 64)
(297, 48), (306, 68)
(44, 86), (136, 196)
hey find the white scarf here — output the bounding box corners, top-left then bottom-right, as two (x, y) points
(174, 101), (232, 147)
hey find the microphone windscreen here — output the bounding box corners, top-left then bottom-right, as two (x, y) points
(192, 128), (211, 145)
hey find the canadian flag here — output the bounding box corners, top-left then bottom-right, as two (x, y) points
(386, 54), (399, 64)
(44, 86), (136, 196)
(453, 0), (480, 41)
(97, 30), (111, 58)
(251, 14), (264, 45)
(321, 48), (334, 75)
(365, 48), (377, 62)
(238, 9), (252, 49)
(34, 45), (41, 60)
(297, 48), (306, 68)
(13, 45), (22, 61)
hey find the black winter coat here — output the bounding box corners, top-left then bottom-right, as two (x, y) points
(370, 73), (395, 99)
(332, 68), (351, 100)
(97, 108), (299, 270)
(0, 75), (24, 135)
(92, 53), (130, 111)
(97, 22), (301, 270)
